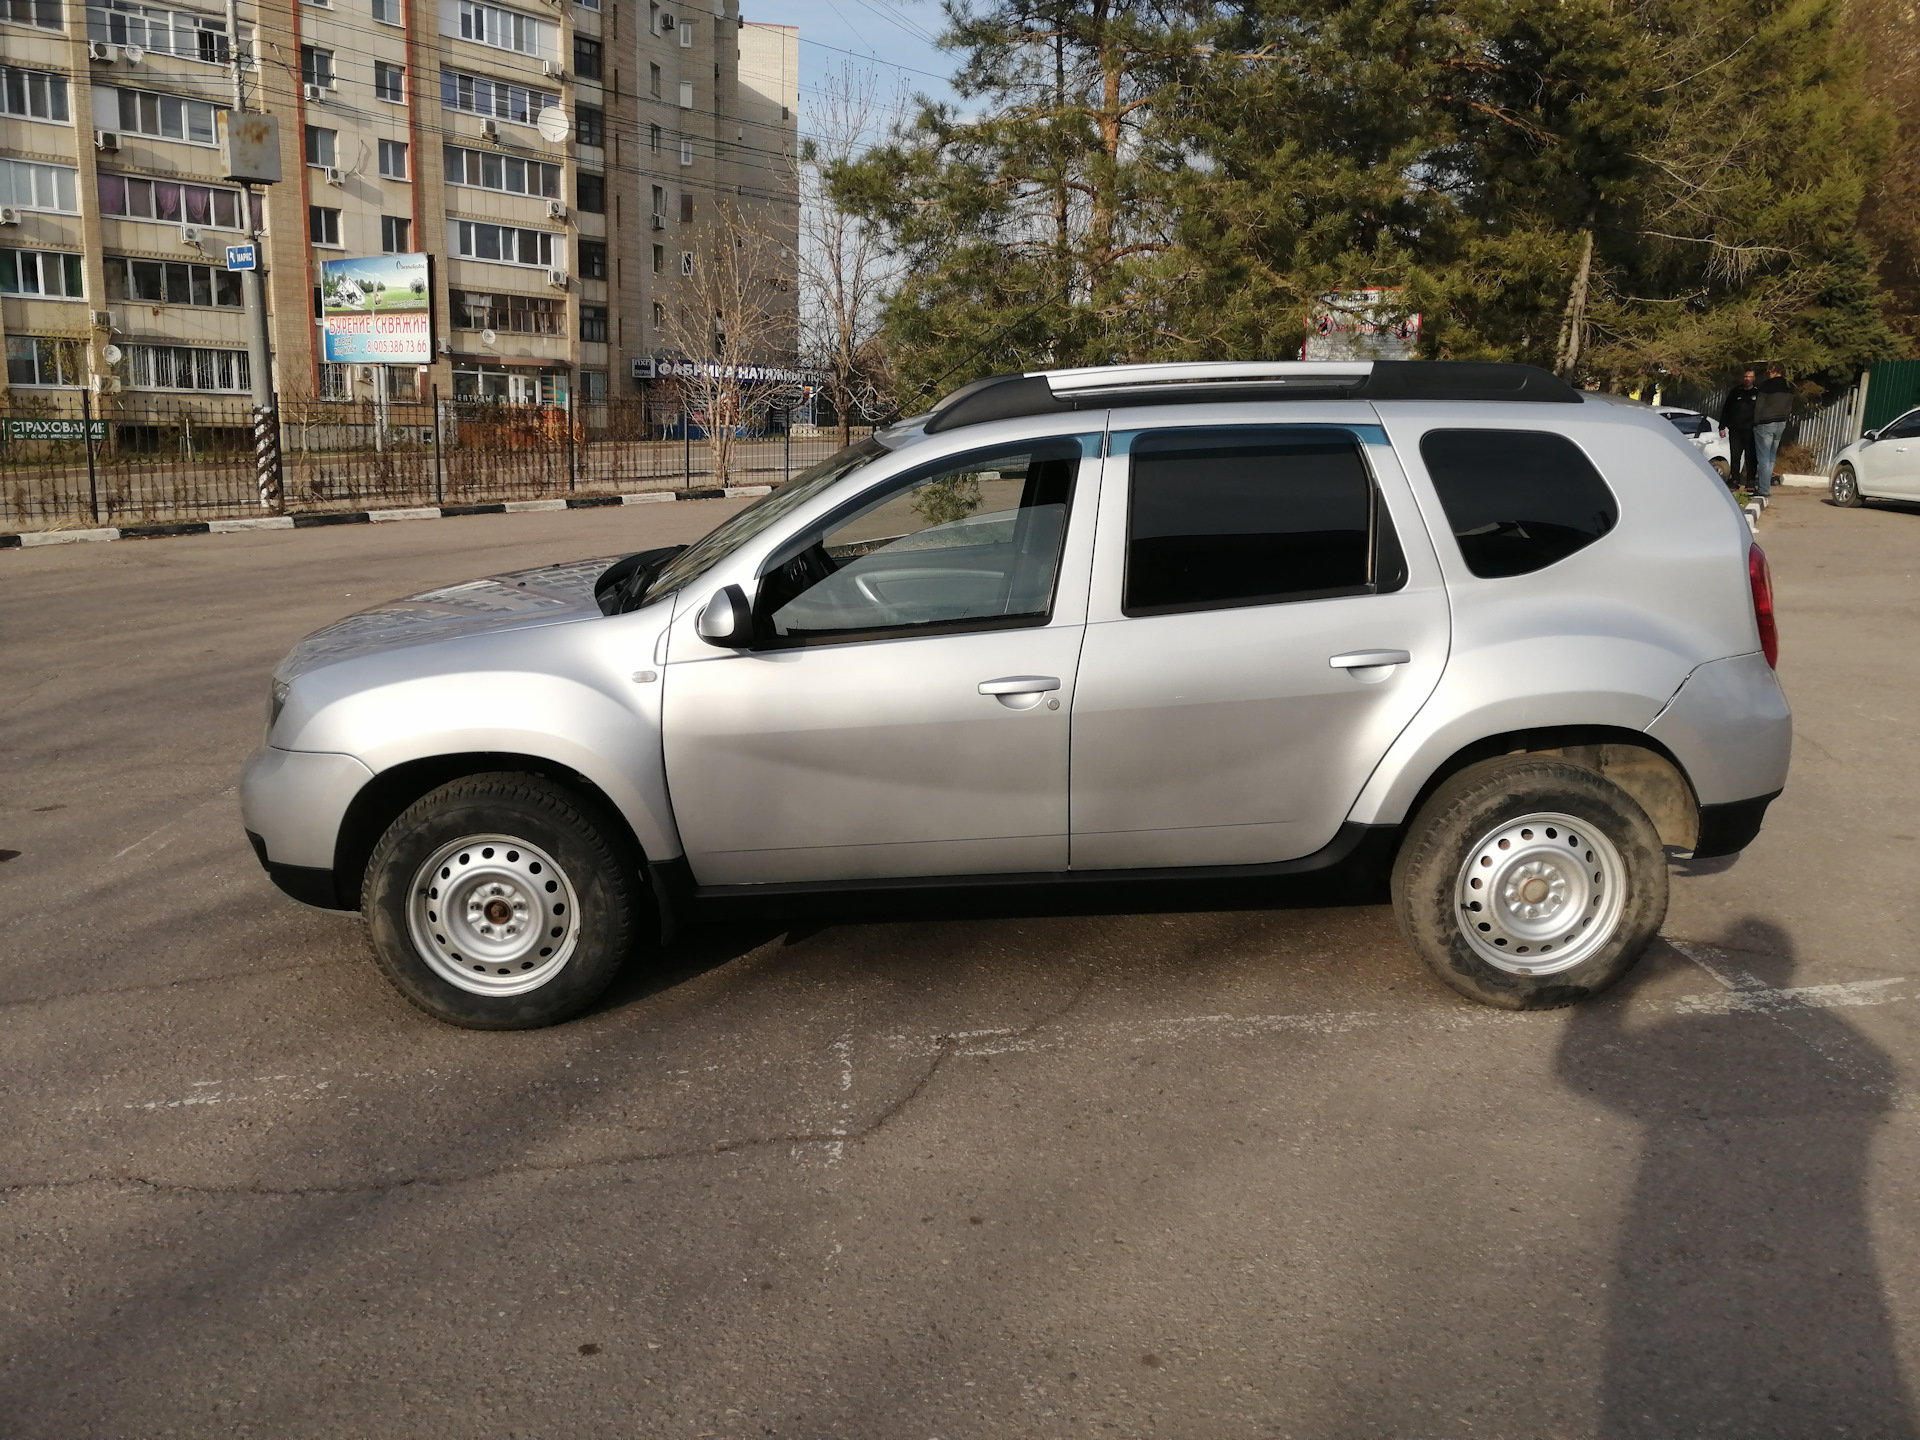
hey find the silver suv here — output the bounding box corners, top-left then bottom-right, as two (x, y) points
(241, 361), (1791, 1029)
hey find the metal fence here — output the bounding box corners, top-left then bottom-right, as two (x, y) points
(0, 393), (863, 531)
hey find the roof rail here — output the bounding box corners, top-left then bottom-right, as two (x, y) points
(922, 360), (1582, 434)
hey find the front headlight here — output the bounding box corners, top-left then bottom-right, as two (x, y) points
(266, 679), (291, 739)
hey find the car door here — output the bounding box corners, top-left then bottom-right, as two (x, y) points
(1858, 409), (1920, 498)
(1070, 420), (1450, 870)
(662, 435), (1100, 886)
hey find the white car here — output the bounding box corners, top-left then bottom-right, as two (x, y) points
(1830, 409), (1920, 506)
(1656, 406), (1732, 478)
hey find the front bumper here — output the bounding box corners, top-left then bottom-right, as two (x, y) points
(239, 746), (375, 910)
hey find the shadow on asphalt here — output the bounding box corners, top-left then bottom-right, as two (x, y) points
(1557, 919), (1918, 1437)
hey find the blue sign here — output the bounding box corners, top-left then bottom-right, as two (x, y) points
(225, 243), (257, 272)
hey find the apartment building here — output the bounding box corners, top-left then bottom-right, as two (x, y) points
(0, 0), (799, 411)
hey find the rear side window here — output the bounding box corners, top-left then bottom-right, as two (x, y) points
(1419, 430), (1617, 579)
(1125, 428), (1400, 615)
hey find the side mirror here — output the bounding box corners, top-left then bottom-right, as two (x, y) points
(695, 583), (754, 647)
(1862, 429), (1879, 443)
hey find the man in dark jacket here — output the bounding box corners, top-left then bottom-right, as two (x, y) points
(1751, 362), (1793, 500)
(1719, 368), (1760, 487)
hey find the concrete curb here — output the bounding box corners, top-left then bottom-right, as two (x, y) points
(0, 486), (771, 550)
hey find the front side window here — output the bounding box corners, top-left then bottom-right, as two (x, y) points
(756, 442), (1080, 644)
(1419, 429), (1618, 579)
(1124, 428), (1396, 615)
(1877, 409), (1920, 440)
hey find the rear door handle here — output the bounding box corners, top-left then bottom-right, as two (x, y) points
(978, 675), (1061, 695)
(1329, 650), (1411, 669)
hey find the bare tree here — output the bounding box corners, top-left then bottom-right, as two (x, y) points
(655, 198), (802, 486)
(800, 65), (903, 444)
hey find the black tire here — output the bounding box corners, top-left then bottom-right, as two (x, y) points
(362, 772), (650, 1029)
(1832, 464), (1865, 508)
(1391, 756), (1668, 1010)
(1710, 456), (1731, 479)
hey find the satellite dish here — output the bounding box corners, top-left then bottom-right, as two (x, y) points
(480, 328), (497, 346)
(536, 106), (571, 143)
(123, 43), (144, 62)
(101, 344), (123, 364)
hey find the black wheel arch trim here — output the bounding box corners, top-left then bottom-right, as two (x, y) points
(1690, 791), (1781, 859)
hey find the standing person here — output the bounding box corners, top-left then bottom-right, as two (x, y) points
(1718, 368), (1760, 488)
(1751, 362), (1793, 500)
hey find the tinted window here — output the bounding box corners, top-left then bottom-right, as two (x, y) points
(1663, 412), (1710, 436)
(1419, 430), (1617, 579)
(1125, 428), (1377, 615)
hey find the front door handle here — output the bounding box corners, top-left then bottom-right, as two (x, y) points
(979, 675), (1061, 695)
(1329, 650), (1411, 669)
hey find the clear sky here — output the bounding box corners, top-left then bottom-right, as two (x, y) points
(740, 0), (963, 136)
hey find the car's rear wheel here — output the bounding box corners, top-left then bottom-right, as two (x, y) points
(1710, 456), (1731, 479)
(1832, 464), (1864, 508)
(363, 772), (648, 1028)
(1391, 757), (1668, 1010)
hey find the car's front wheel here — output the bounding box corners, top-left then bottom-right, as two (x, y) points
(1832, 463), (1864, 508)
(1391, 757), (1668, 1010)
(363, 772), (649, 1028)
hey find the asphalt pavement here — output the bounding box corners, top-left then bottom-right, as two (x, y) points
(3, 489), (1918, 1439)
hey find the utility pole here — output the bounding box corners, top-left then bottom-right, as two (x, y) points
(224, 0), (282, 507)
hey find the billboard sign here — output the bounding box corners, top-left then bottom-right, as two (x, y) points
(225, 242), (257, 271)
(321, 253), (433, 365)
(1303, 288), (1421, 362)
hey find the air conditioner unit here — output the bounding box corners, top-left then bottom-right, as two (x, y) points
(90, 310), (115, 329)
(659, 12), (676, 30)
(0, 207), (21, 226)
(650, 212), (665, 230)
(546, 199), (567, 219)
(122, 43), (144, 62)
(95, 129), (122, 152)
(87, 40), (115, 61)
(480, 117), (499, 140)
(356, 366), (375, 382)
(180, 224), (205, 246)
(303, 83), (326, 101)
(437, 337), (452, 355)
(91, 374), (123, 395)
(323, 165), (344, 186)
(541, 60), (562, 79)
(546, 268), (569, 289)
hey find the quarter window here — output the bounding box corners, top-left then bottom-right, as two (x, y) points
(1419, 429), (1618, 579)
(1124, 428), (1392, 615)
(758, 442), (1080, 643)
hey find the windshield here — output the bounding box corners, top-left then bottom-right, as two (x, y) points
(1663, 412), (1711, 436)
(639, 435), (896, 607)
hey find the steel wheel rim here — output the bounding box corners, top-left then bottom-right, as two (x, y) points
(406, 834), (580, 996)
(1834, 468), (1856, 503)
(1455, 812), (1627, 976)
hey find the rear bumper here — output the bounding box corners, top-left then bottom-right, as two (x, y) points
(1646, 652), (1791, 806)
(1692, 790), (1781, 859)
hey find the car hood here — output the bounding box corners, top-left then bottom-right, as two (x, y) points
(276, 555), (616, 682)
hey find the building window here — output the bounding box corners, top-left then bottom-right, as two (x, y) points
(456, 0), (554, 58)
(679, 137), (693, 166)
(452, 289), (564, 333)
(370, 0), (398, 20)
(0, 66), (70, 122)
(113, 86), (219, 145)
(679, 16), (692, 44)
(572, 36), (601, 80)
(648, 123), (661, 155)
(651, 300), (663, 327)
(647, 244), (660, 274)
(0, 247), (84, 297)
(6, 336), (83, 387)
(310, 206), (341, 245)
(125, 342), (250, 391)
(648, 62), (660, 97)
(679, 192), (693, 222)
(304, 124), (336, 166)
(651, 184), (665, 222)
(581, 368), (607, 400)
(443, 144), (562, 197)
(374, 61), (406, 103)
(381, 215), (411, 252)
(95, 172), (236, 225)
(678, 80), (693, 108)
(439, 68), (558, 124)
(452, 220), (559, 268)
(580, 304), (607, 343)
(103, 255), (241, 306)
(3, 0), (63, 30)
(679, 250), (693, 276)
(88, 2), (235, 62)
(577, 239), (606, 278)
(576, 104), (603, 146)
(576, 172), (604, 214)
(318, 360), (350, 399)
(378, 138), (409, 178)
(301, 45), (333, 88)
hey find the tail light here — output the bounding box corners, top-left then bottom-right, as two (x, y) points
(1749, 542), (1778, 668)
